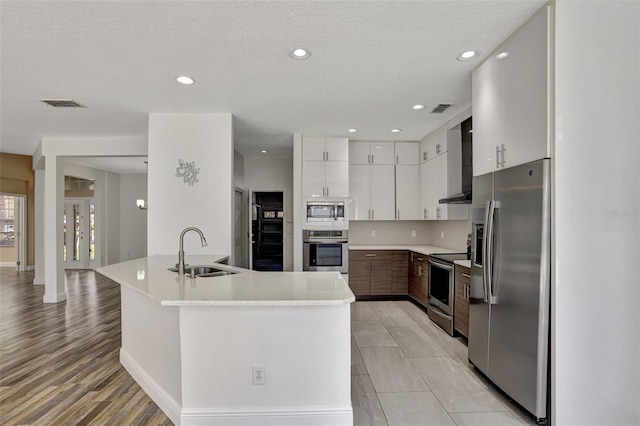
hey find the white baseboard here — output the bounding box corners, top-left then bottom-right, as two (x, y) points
(0, 262), (16, 267)
(120, 348), (353, 426)
(120, 349), (182, 425)
(43, 292), (67, 303)
(181, 407), (353, 426)
(26, 265), (35, 271)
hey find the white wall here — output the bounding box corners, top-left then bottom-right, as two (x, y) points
(234, 150), (245, 189)
(349, 221), (432, 245)
(426, 219), (471, 251)
(553, 2), (640, 425)
(244, 156), (294, 271)
(147, 114), (234, 259)
(119, 174), (148, 262)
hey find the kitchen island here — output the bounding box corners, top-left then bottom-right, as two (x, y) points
(97, 256), (354, 426)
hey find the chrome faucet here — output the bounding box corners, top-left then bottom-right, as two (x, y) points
(178, 227), (208, 276)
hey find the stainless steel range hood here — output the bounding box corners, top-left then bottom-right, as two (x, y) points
(439, 116), (473, 205)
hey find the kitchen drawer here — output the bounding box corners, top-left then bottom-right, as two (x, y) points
(349, 250), (393, 261)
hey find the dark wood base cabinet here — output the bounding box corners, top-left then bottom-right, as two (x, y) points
(348, 250), (408, 297)
(454, 265), (471, 338)
(408, 252), (428, 307)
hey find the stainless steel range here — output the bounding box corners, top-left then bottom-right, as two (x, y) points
(427, 252), (469, 335)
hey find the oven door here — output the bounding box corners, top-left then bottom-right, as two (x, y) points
(303, 241), (348, 273)
(428, 259), (454, 315)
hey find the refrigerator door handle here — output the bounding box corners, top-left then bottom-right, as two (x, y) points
(486, 200), (499, 305)
(482, 200), (492, 303)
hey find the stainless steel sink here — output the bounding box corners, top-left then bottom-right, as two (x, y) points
(168, 265), (238, 277)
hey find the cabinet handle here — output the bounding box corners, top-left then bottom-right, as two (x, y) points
(371, 154), (374, 163)
(397, 209), (400, 220)
(436, 144), (440, 154)
(416, 257), (423, 261)
(326, 187), (329, 196)
(436, 207), (440, 218)
(461, 273), (471, 278)
(423, 151), (428, 161)
(417, 265), (422, 276)
(371, 209), (374, 220)
(368, 154), (371, 164)
(496, 145), (501, 168)
(411, 252), (414, 262)
(423, 208), (427, 219)
(365, 254), (377, 257)
(396, 154), (399, 164)
(501, 144), (507, 166)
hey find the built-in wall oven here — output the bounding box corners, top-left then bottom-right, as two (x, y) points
(302, 229), (348, 273)
(427, 253), (469, 336)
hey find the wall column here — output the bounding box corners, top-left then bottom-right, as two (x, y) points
(43, 156), (65, 303)
(33, 170), (45, 285)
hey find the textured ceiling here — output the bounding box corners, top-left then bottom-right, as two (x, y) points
(0, 0), (545, 165)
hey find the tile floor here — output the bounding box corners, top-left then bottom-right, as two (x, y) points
(350, 301), (539, 426)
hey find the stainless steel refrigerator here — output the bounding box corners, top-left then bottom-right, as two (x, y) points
(469, 158), (551, 422)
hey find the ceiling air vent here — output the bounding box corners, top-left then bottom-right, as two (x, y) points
(431, 104), (452, 114)
(39, 99), (86, 108)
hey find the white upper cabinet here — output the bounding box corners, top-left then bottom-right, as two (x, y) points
(419, 126), (447, 163)
(395, 165), (420, 219)
(395, 142), (419, 165)
(349, 141), (394, 165)
(349, 164), (395, 220)
(302, 136), (349, 197)
(369, 165), (396, 220)
(303, 136), (348, 162)
(349, 165), (371, 220)
(472, 5), (550, 176)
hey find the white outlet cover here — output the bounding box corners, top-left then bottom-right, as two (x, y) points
(411, 230), (416, 237)
(371, 230), (376, 237)
(441, 231), (445, 239)
(253, 365), (266, 385)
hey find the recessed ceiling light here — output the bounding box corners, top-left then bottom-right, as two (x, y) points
(176, 76), (194, 85)
(260, 149), (269, 154)
(391, 128), (402, 133)
(457, 50), (479, 62)
(289, 48), (311, 60)
(496, 51), (510, 60)
(412, 104), (425, 110)
(347, 128), (358, 133)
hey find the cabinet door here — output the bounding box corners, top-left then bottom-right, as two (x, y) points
(349, 141), (371, 165)
(432, 126), (448, 157)
(325, 162), (349, 197)
(349, 165), (371, 220)
(472, 53), (503, 176)
(348, 259), (371, 296)
(395, 165), (420, 220)
(419, 162), (429, 219)
(394, 142), (419, 165)
(302, 136), (326, 161)
(370, 258), (393, 295)
(370, 165), (395, 220)
(392, 251), (409, 295)
(454, 266), (471, 338)
(302, 161), (326, 197)
(431, 154), (448, 220)
(501, 5), (549, 169)
(369, 142), (395, 165)
(324, 137), (349, 162)
(421, 160), (437, 220)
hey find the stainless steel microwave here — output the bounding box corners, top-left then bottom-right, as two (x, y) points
(305, 200), (346, 223)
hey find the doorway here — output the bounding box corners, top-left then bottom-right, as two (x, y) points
(249, 191), (284, 271)
(0, 193), (26, 271)
(63, 198), (96, 269)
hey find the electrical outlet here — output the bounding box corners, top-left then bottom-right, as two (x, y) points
(253, 365), (266, 385)
(371, 230), (376, 237)
(441, 231), (445, 239)
(411, 230), (416, 238)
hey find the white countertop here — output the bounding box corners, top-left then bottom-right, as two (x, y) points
(454, 260), (471, 269)
(348, 244), (461, 256)
(97, 255), (355, 307)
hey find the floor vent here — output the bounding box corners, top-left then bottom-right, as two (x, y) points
(431, 104), (452, 113)
(39, 99), (86, 108)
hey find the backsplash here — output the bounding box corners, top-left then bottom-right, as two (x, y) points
(349, 221), (432, 245)
(349, 219), (471, 251)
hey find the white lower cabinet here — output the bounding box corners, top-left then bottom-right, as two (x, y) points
(395, 165), (420, 220)
(349, 164), (395, 220)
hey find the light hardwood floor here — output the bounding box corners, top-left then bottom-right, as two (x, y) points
(0, 268), (171, 425)
(1, 269), (536, 425)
